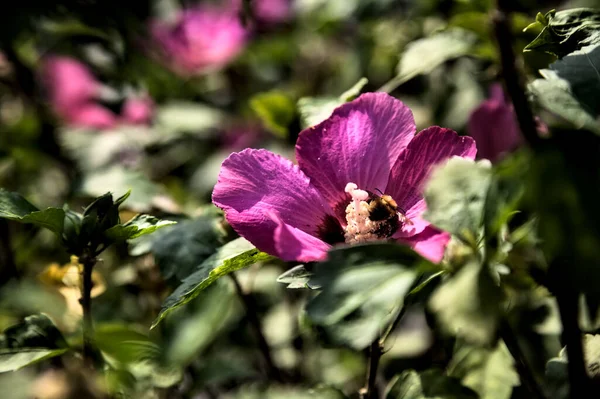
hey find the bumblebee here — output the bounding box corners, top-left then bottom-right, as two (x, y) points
(366, 189), (412, 237)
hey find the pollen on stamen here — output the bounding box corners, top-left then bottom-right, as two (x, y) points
(343, 182), (398, 244)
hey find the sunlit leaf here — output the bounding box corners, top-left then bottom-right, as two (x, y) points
(429, 262), (503, 346)
(447, 341), (519, 399)
(385, 369), (477, 399)
(524, 8), (600, 57)
(276, 264), (315, 289)
(250, 91), (296, 138)
(305, 243), (423, 350)
(423, 158), (492, 245)
(152, 238), (274, 328)
(0, 348), (69, 373)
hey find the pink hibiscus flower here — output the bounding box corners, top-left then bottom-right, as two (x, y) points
(212, 93), (476, 263)
(149, 5), (247, 76)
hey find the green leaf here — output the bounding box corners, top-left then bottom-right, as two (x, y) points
(305, 243), (423, 350)
(297, 78), (368, 129)
(429, 262), (503, 346)
(105, 214), (177, 242)
(0, 189), (64, 235)
(250, 91), (296, 138)
(529, 70), (600, 135)
(150, 216), (226, 281)
(392, 29), (476, 87)
(152, 238), (274, 328)
(95, 324), (161, 365)
(447, 341), (520, 399)
(385, 369), (477, 399)
(163, 280), (235, 366)
(155, 101), (226, 135)
(1, 314), (68, 350)
(0, 314), (69, 373)
(0, 348), (69, 373)
(277, 264), (314, 289)
(423, 158), (493, 245)
(524, 8), (600, 57)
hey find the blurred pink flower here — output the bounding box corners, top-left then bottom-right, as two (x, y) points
(121, 96), (154, 125)
(213, 93), (476, 263)
(467, 83), (522, 163)
(150, 5), (247, 76)
(40, 55), (154, 130)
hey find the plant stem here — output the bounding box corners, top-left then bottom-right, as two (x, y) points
(500, 320), (548, 399)
(492, 0), (543, 148)
(229, 273), (283, 382)
(79, 252), (96, 367)
(360, 339), (383, 399)
(555, 286), (590, 398)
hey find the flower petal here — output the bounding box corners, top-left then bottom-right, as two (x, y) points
(397, 227), (450, 263)
(212, 149), (336, 258)
(270, 211), (330, 262)
(386, 126), (476, 235)
(296, 92), (416, 218)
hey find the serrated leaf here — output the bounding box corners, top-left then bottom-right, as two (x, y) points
(0, 189), (64, 235)
(385, 369), (477, 399)
(276, 264), (314, 289)
(447, 341), (520, 399)
(105, 214), (176, 242)
(429, 262), (503, 346)
(524, 8), (600, 57)
(0, 348), (69, 373)
(423, 158), (492, 245)
(152, 238), (274, 328)
(250, 91), (296, 138)
(305, 243), (423, 350)
(391, 29), (476, 88)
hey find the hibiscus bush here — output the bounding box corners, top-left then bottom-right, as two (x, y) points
(1, 0), (600, 398)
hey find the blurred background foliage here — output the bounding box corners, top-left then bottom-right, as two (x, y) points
(1, 0), (600, 398)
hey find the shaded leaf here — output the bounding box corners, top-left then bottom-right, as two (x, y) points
(385, 369), (477, 399)
(447, 341), (519, 399)
(151, 216), (226, 281)
(250, 91), (296, 138)
(152, 238), (274, 328)
(95, 324), (161, 364)
(306, 243), (423, 350)
(423, 158), (492, 245)
(429, 262), (503, 346)
(0, 189), (64, 235)
(105, 214), (176, 242)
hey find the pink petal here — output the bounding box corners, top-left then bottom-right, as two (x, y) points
(212, 149), (339, 259)
(468, 89), (522, 163)
(386, 127), (476, 235)
(270, 211), (330, 262)
(397, 227), (450, 263)
(296, 92), (416, 219)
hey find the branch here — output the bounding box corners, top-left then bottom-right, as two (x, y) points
(360, 339), (383, 399)
(492, 0), (543, 149)
(229, 273), (283, 382)
(500, 320), (548, 399)
(79, 252), (96, 367)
